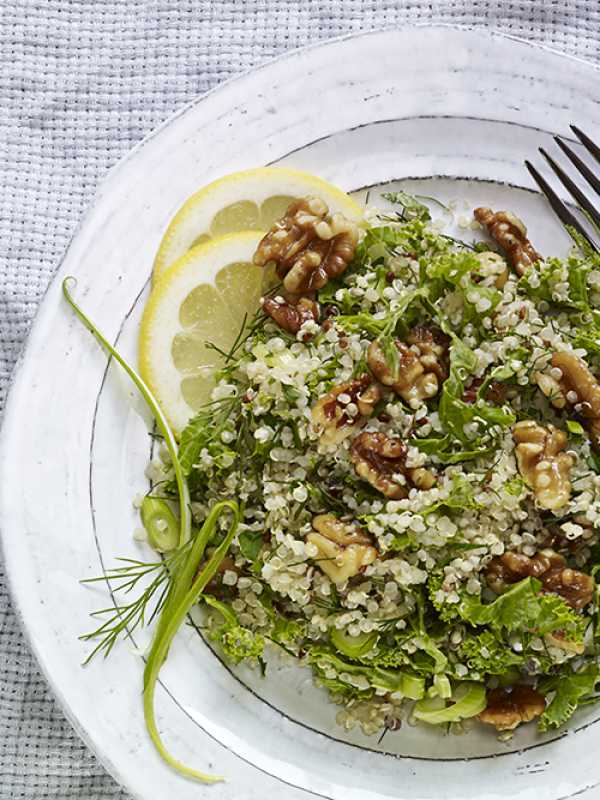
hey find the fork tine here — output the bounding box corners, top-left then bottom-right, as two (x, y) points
(539, 147), (600, 230)
(554, 137), (600, 196)
(524, 159), (599, 251)
(570, 125), (600, 165)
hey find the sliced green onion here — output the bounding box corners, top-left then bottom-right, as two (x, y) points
(413, 682), (486, 724)
(369, 668), (425, 700)
(430, 674), (452, 700)
(395, 671), (426, 700)
(415, 695), (445, 715)
(141, 497), (179, 552)
(143, 499), (240, 782)
(330, 627), (378, 659)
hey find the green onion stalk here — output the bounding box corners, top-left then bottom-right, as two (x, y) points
(64, 278), (240, 782)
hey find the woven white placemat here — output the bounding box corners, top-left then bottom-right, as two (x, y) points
(1, 2), (599, 797)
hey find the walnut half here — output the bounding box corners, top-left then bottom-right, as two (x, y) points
(311, 376), (382, 447)
(474, 207), (541, 276)
(485, 549), (564, 594)
(542, 562), (595, 610)
(478, 685), (545, 731)
(350, 431), (435, 499)
(261, 296), (320, 334)
(253, 197), (359, 295)
(513, 420), (574, 510)
(485, 548), (594, 610)
(367, 325), (449, 410)
(551, 351), (600, 450)
(307, 515), (377, 584)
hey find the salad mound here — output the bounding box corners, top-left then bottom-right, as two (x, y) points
(149, 190), (600, 738)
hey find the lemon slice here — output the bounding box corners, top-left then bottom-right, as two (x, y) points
(153, 166), (363, 282)
(140, 231), (266, 434)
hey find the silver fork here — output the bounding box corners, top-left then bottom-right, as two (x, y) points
(525, 125), (600, 253)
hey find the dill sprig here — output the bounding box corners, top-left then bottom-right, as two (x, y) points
(79, 551), (187, 663)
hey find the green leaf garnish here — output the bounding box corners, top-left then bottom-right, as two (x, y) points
(238, 529), (264, 564)
(538, 666), (600, 731)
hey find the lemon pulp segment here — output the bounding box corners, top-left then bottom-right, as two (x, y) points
(140, 231), (266, 434)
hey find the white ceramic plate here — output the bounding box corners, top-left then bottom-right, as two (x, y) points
(2, 26), (600, 800)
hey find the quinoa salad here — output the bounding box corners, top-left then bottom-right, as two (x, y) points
(68, 179), (600, 782)
(140, 191), (600, 740)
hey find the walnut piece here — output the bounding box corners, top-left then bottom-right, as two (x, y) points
(350, 431), (435, 499)
(534, 371), (567, 409)
(485, 548), (565, 594)
(513, 420), (574, 510)
(311, 376), (381, 447)
(478, 685), (545, 731)
(312, 514), (373, 545)
(253, 196), (359, 295)
(462, 376), (507, 406)
(367, 325), (449, 409)
(261, 296), (320, 335)
(542, 562), (595, 610)
(307, 515), (377, 584)
(485, 548), (594, 609)
(474, 207), (541, 275)
(406, 325), (451, 379)
(551, 351), (600, 450)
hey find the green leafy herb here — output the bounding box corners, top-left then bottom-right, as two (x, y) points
(79, 551), (188, 662)
(538, 666), (600, 731)
(65, 279), (242, 782)
(415, 336), (515, 462)
(204, 596), (265, 664)
(270, 616), (307, 649)
(178, 397), (239, 476)
(419, 475), (482, 516)
(430, 576), (585, 644)
(382, 191), (432, 222)
(238, 530), (264, 564)
(459, 630), (524, 675)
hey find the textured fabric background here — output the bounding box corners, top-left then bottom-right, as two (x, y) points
(1, 1), (599, 797)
